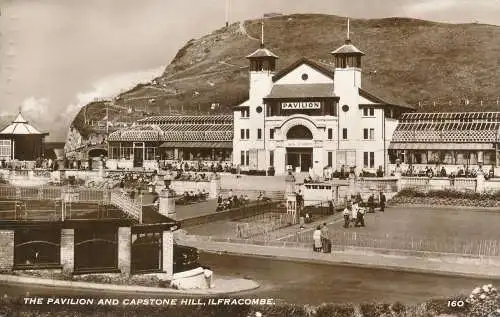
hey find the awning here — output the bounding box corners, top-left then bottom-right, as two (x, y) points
(388, 142), (495, 150)
(159, 141), (232, 149)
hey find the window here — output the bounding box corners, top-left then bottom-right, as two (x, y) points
(270, 129), (275, 139)
(301, 73), (309, 81)
(364, 128), (375, 140)
(342, 105), (349, 112)
(342, 128), (347, 140)
(363, 107), (374, 116)
(256, 106), (263, 114)
(246, 129), (250, 139)
(245, 151), (250, 166)
(364, 152), (375, 168)
(328, 152), (333, 167)
(240, 129), (245, 139)
(240, 151), (245, 165)
(257, 129), (262, 140)
(240, 109), (249, 118)
(327, 128), (333, 140)
(270, 150), (274, 166)
(0, 140), (11, 159)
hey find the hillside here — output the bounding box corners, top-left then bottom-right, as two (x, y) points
(72, 14), (500, 132)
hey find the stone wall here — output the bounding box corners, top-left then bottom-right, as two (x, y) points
(0, 230), (14, 270)
(118, 227), (131, 275)
(60, 229), (74, 273)
(162, 231), (174, 279)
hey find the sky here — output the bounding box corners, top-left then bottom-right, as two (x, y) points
(0, 0), (499, 141)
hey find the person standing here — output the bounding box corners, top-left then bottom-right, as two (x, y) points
(313, 226), (322, 252)
(356, 206), (365, 227)
(379, 191), (386, 212)
(351, 200), (358, 226)
(343, 205), (351, 228)
(321, 223), (330, 253)
(368, 194), (375, 213)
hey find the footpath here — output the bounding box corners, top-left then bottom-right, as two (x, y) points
(0, 274), (259, 295)
(178, 236), (500, 280)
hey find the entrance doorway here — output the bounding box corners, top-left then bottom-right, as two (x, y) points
(133, 143), (144, 168)
(286, 148), (313, 172)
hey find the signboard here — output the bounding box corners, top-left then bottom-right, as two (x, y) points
(281, 102), (321, 110)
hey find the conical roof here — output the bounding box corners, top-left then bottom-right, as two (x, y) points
(246, 47), (279, 59)
(331, 39), (365, 56)
(0, 112), (45, 135)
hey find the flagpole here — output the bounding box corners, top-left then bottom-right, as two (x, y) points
(106, 102), (109, 134)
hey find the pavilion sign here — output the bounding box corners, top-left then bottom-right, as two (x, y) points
(281, 102), (321, 110)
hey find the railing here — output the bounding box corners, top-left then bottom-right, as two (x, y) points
(356, 178), (398, 192)
(219, 189), (284, 201)
(235, 213), (294, 239)
(292, 230), (500, 257)
(110, 192), (142, 223)
(0, 185), (111, 203)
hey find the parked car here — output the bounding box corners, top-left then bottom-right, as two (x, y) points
(173, 244), (200, 273)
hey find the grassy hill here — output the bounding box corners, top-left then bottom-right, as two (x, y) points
(72, 14), (500, 132)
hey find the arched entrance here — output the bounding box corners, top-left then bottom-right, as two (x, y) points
(286, 125), (313, 172)
(88, 148), (108, 158)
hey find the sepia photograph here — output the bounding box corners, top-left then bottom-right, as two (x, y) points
(0, 0), (499, 316)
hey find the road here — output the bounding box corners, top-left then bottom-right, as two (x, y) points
(0, 252), (496, 306)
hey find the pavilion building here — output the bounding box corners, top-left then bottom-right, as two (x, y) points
(232, 22), (414, 176)
(107, 115), (232, 168)
(388, 112), (500, 172)
(0, 112), (49, 161)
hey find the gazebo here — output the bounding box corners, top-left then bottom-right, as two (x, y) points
(0, 112), (49, 161)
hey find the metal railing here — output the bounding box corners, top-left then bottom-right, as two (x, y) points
(110, 192), (142, 223)
(235, 213), (294, 239)
(292, 230), (500, 257)
(0, 185), (111, 203)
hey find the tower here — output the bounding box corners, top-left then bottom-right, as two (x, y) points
(246, 19), (279, 105)
(241, 18), (278, 170)
(331, 18), (365, 94)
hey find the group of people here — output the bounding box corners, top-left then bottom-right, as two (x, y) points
(342, 192), (386, 228)
(401, 164), (494, 179)
(216, 191), (249, 211)
(161, 160), (233, 173)
(312, 223), (331, 253)
(178, 189), (209, 204)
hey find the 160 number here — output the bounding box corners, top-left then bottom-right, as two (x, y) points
(447, 300), (465, 307)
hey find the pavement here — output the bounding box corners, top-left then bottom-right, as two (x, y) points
(0, 274), (259, 295)
(178, 235), (500, 280)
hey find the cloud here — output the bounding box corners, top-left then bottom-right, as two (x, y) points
(60, 66), (164, 121)
(408, 0), (500, 14)
(20, 97), (50, 119)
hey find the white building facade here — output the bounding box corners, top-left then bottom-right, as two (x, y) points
(233, 36), (414, 176)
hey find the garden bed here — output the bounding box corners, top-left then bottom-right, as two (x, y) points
(390, 188), (500, 208)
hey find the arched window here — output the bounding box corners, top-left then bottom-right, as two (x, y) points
(286, 125), (313, 140)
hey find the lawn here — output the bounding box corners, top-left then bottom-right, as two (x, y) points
(327, 206), (500, 241)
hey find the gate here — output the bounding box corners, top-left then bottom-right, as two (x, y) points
(14, 227), (60, 268)
(131, 231), (162, 274)
(74, 226), (118, 273)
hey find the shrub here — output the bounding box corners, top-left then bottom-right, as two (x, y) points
(315, 303), (355, 317)
(359, 303), (391, 316)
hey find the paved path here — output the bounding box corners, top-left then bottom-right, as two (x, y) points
(0, 274), (259, 295)
(178, 237), (500, 279)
